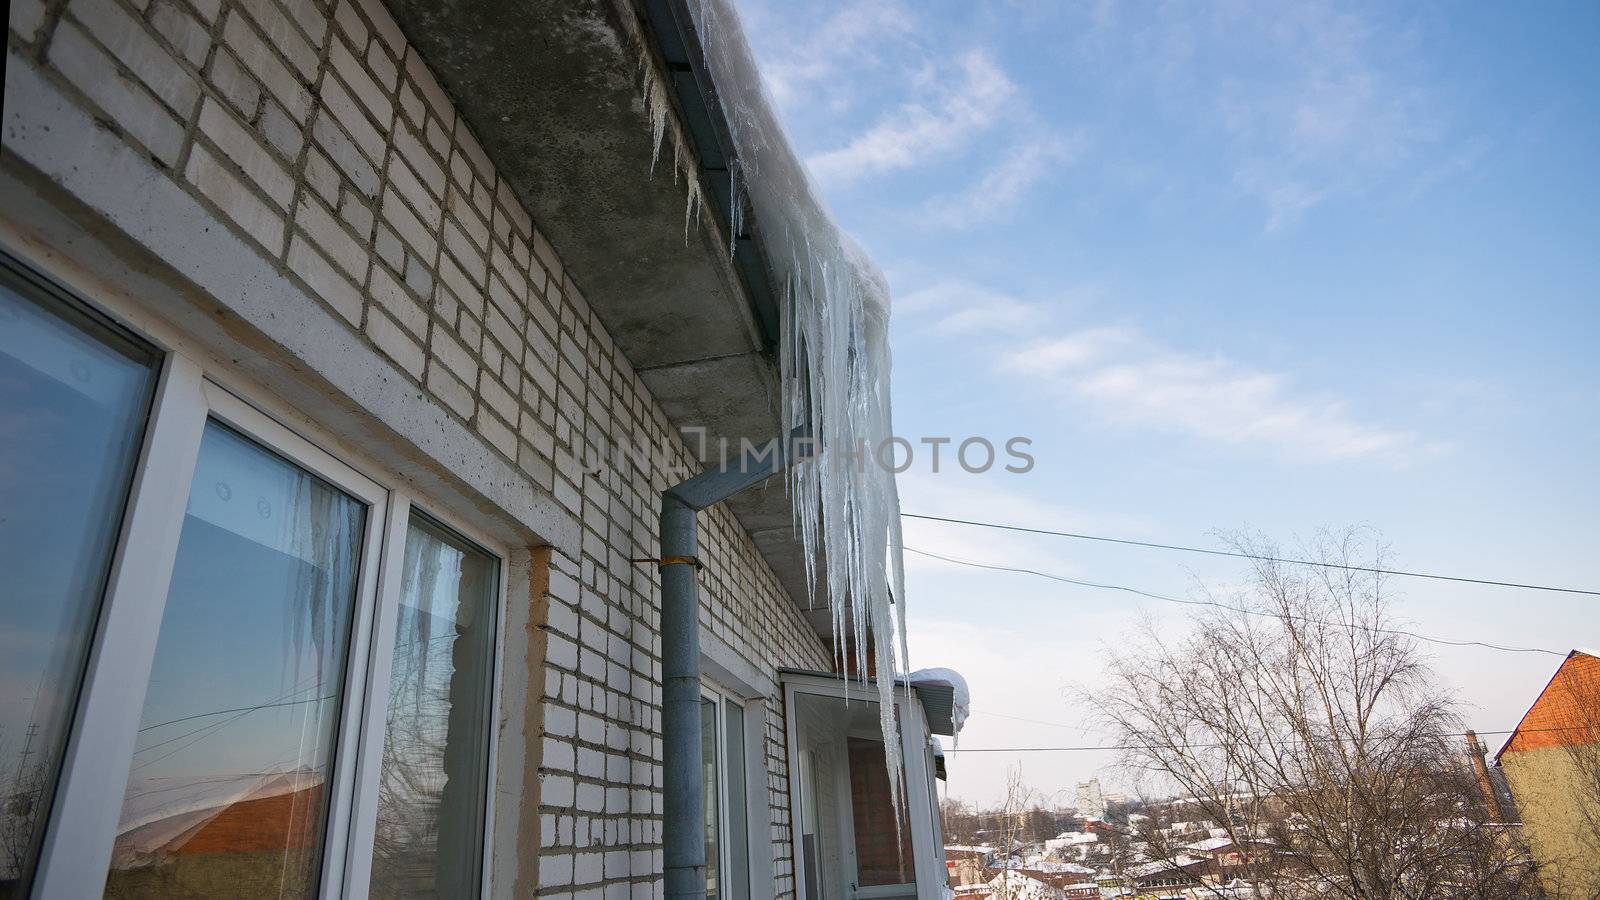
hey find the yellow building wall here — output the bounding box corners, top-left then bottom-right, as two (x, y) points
(1500, 746), (1600, 898)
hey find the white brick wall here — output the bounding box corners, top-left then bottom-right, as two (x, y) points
(7, 0), (830, 895)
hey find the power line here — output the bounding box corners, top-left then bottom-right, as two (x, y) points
(138, 693), (338, 733)
(945, 724), (1587, 753)
(902, 512), (1600, 598)
(903, 545), (1564, 657)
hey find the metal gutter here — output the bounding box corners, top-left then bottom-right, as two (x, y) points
(638, 0), (781, 349)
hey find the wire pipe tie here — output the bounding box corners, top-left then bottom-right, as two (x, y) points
(630, 555), (705, 571)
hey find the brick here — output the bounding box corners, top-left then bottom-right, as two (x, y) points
(49, 22), (185, 166)
(426, 359), (475, 418)
(454, 118), (494, 185)
(150, 1), (210, 66)
(381, 186), (437, 261)
(304, 146), (341, 206)
(68, 0), (200, 115)
(329, 32), (392, 126)
(198, 98), (295, 208)
(311, 110), (379, 197)
(258, 97), (304, 159)
(367, 39), (399, 92)
(373, 223), (404, 272)
(332, 0), (368, 47)
(10, 0), (49, 41)
(402, 254), (433, 298)
(278, 0), (328, 48)
(478, 408), (517, 459)
(393, 121), (445, 197)
(355, 0), (404, 56)
(396, 75), (424, 130)
(423, 112), (450, 158)
(319, 73), (385, 163)
(365, 305), (424, 379)
(294, 194), (368, 282)
(206, 47), (261, 119)
(223, 10), (312, 122)
(190, 0), (220, 22)
(442, 219), (484, 284)
(288, 236), (362, 324)
(404, 47), (453, 124)
(448, 183), (490, 251)
(187, 142), (284, 251)
(430, 326), (477, 385)
(368, 263), (427, 338)
(339, 191), (375, 241)
(480, 374), (518, 425)
(386, 153), (441, 226)
(539, 852), (573, 890)
(239, 0), (318, 81)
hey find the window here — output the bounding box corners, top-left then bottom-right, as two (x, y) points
(3, 254), (507, 898)
(0, 267), (158, 899)
(701, 686), (751, 900)
(368, 514), (499, 899)
(103, 422), (368, 898)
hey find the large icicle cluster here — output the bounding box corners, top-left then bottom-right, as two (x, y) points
(644, 0), (914, 826)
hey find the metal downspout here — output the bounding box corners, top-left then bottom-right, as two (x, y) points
(659, 428), (810, 899)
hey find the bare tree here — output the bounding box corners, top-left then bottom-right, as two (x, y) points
(988, 766), (1038, 900)
(1083, 528), (1536, 899)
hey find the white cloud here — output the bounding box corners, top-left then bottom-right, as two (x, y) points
(895, 280), (1043, 334)
(753, 3), (917, 114)
(807, 50), (1019, 184)
(1005, 326), (1425, 463)
(918, 133), (1085, 228)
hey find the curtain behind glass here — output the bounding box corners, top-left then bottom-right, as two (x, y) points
(369, 515), (496, 898)
(0, 276), (157, 899)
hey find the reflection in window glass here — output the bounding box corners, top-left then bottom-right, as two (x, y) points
(0, 275), (157, 900)
(702, 697), (721, 900)
(723, 701), (749, 900)
(103, 423), (366, 899)
(369, 515), (497, 898)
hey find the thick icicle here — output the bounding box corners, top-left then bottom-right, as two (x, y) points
(684, 0), (914, 831)
(629, 0), (915, 830)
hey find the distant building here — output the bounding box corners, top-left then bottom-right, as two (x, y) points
(1494, 648), (1600, 898)
(1075, 778), (1108, 821)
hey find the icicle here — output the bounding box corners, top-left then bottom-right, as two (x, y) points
(628, 0), (916, 834)
(728, 157), (743, 259)
(644, 74), (668, 174)
(684, 175), (702, 244)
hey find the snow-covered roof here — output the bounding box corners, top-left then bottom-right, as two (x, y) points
(987, 871), (1064, 900)
(1126, 855), (1208, 879)
(909, 667), (971, 737)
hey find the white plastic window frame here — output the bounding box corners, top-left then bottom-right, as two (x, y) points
(16, 259), (509, 900)
(700, 681), (754, 900)
(780, 672), (944, 900)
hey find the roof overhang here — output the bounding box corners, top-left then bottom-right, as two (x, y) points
(382, 0), (821, 619)
(913, 680), (960, 737)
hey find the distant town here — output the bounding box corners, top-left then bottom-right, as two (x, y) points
(940, 648), (1600, 899)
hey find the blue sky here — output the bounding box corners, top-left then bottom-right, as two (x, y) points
(741, 0), (1600, 804)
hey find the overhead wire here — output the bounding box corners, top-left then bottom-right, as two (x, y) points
(943, 724), (1589, 753)
(902, 545), (1565, 657)
(902, 512), (1600, 597)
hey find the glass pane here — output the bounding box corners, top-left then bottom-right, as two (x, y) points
(848, 737), (915, 887)
(702, 697), (721, 900)
(723, 700), (749, 900)
(103, 423), (366, 899)
(370, 515), (498, 898)
(0, 276), (157, 900)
